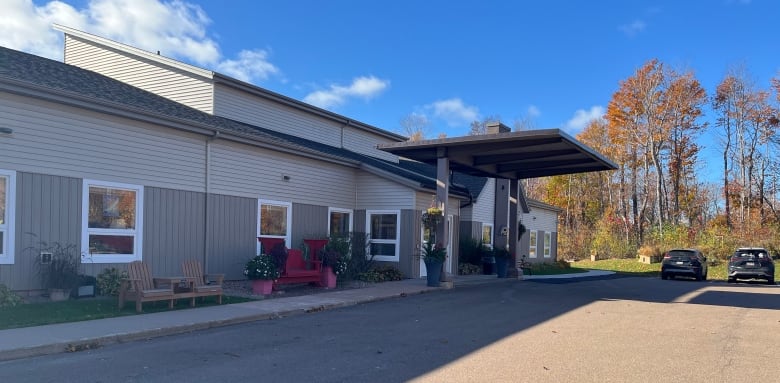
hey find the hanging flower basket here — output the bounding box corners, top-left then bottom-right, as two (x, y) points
(421, 207), (443, 230)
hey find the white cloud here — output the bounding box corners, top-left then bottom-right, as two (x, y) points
(428, 98), (479, 127)
(304, 76), (389, 109)
(564, 106), (605, 134)
(1, 0), (279, 84)
(527, 105), (541, 118)
(619, 20), (646, 37)
(216, 49), (279, 83)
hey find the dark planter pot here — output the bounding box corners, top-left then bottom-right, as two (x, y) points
(481, 256), (495, 275)
(424, 260), (442, 287)
(495, 257), (509, 278)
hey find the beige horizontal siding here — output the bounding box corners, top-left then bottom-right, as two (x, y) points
(65, 35), (214, 114)
(209, 140), (357, 207)
(342, 125), (399, 162)
(0, 94), (206, 192)
(214, 85), (341, 147)
(355, 172), (414, 210)
(472, 178), (495, 224)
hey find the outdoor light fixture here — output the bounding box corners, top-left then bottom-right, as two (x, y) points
(0, 127), (13, 135)
(282, 175), (291, 181)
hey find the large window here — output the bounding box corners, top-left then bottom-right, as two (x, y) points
(544, 232), (552, 258)
(528, 230), (538, 258)
(82, 180), (143, 263)
(0, 170), (16, 264)
(481, 223), (493, 248)
(366, 210), (400, 262)
(328, 208), (353, 238)
(257, 200), (291, 252)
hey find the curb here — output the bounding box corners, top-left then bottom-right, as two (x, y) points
(0, 288), (437, 362)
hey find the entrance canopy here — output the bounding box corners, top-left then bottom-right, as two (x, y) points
(377, 129), (617, 180)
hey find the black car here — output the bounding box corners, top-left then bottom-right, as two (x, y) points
(727, 247), (775, 285)
(661, 249), (708, 281)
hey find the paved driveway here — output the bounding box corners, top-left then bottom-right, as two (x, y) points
(414, 276), (780, 382)
(0, 275), (777, 383)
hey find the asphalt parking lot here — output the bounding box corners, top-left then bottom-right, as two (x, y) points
(412, 275), (780, 383)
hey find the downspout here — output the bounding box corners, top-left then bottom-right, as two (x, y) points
(204, 131), (220, 272)
(341, 119), (351, 148)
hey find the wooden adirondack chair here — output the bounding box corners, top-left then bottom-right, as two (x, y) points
(181, 260), (224, 305)
(118, 261), (175, 313)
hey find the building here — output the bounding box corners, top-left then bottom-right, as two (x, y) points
(0, 26), (614, 293)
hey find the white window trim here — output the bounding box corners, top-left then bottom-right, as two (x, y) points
(543, 232), (552, 258)
(327, 207), (353, 237)
(81, 179), (144, 264)
(528, 230), (538, 258)
(366, 209), (400, 262)
(481, 223), (493, 248)
(257, 199), (292, 254)
(0, 169), (16, 264)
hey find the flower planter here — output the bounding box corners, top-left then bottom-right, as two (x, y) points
(495, 257), (509, 278)
(424, 260), (442, 287)
(251, 279), (274, 295)
(322, 266), (337, 289)
(48, 288), (71, 302)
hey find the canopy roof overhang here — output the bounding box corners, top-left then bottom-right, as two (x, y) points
(378, 129), (617, 180)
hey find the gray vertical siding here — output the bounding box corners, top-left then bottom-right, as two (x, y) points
(2, 172), (82, 291)
(450, 215), (460, 270)
(291, 203), (329, 250)
(460, 220), (482, 242)
(207, 194), (257, 280)
(396, 209), (420, 278)
(142, 187), (206, 277)
(354, 210), (366, 235)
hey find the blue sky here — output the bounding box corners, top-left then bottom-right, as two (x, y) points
(3, 0), (780, 180)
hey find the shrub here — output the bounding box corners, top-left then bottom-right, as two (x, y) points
(358, 265), (403, 283)
(458, 263), (481, 275)
(459, 237), (483, 265)
(341, 232), (375, 281)
(96, 267), (128, 296)
(0, 284), (23, 307)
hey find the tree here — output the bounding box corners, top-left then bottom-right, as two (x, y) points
(399, 113), (430, 142)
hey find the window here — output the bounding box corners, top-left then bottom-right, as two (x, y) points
(544, 232), (551, 258)
(328, 208), (353, 238)
(528, 230), (538, 258)
(366, 210), (400, 262)
(257, 200), (291, 253)
(82, 180), (143, 263)
(481, 224), (493, 248)
(0, 170), (16, 264)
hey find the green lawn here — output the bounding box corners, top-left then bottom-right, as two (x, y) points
(529, 263), (590, 275)
(0, 295), (251, 330)
(571, 258), (740, 280)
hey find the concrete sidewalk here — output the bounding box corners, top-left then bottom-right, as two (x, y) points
(0, 270), (613, 361)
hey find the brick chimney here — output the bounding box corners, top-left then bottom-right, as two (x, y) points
(486, 121), (511, 134)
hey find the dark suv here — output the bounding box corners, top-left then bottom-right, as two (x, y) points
(661, 249), (708, 281)
(727, 247), (775, 284)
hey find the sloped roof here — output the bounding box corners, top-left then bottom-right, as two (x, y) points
(0, 47), (469, 197)
(378, 130), (617, 180)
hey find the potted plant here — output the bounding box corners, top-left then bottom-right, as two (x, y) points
(493, 246), (511, 278)
(244, 254), (280, 295)
(421, 241), (447, 287)
(38, 243), (81, 301)
(320, 249), (342, 288)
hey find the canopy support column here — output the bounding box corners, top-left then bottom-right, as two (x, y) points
(436, 148), (452, 282)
